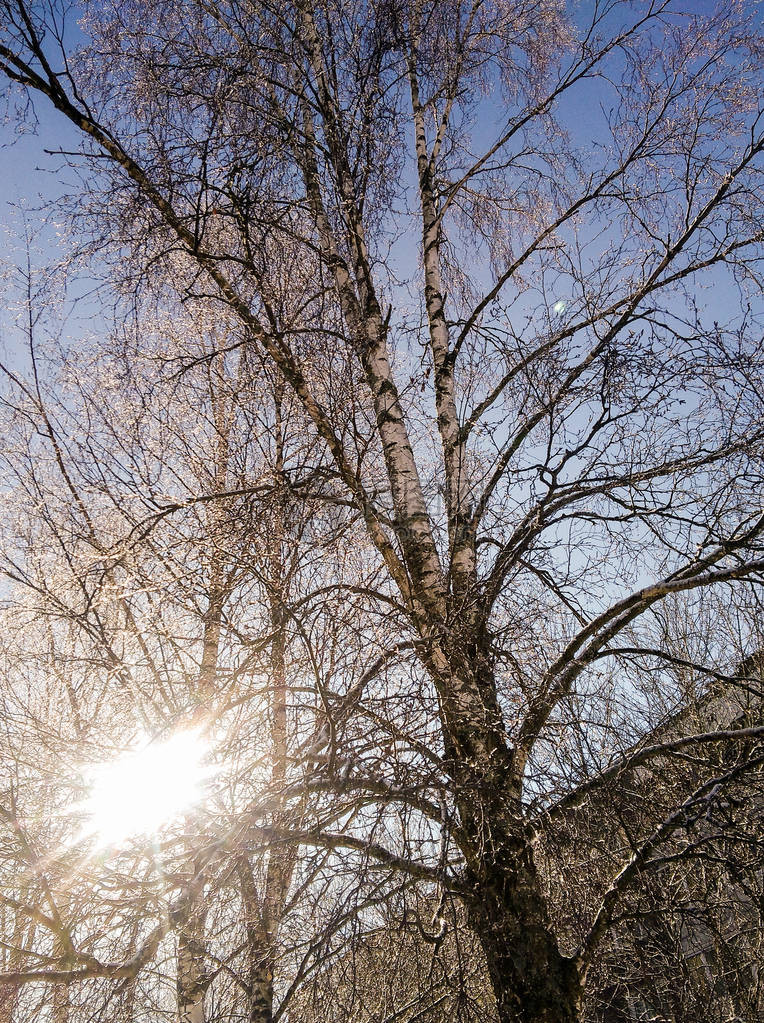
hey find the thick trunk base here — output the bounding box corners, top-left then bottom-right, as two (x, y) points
(465, 834), (583, 1023)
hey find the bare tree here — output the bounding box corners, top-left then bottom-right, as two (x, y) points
(0, 251), (386, 1022)
(1, 1), (764, 1021)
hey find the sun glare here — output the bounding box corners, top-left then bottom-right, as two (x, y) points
(81, 731), (213, 846)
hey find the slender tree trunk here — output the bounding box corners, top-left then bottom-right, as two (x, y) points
(175, 369), (234, 1021)
(238, 854), (276, 1023)
(177, 939), (206, 1023)
(239, 602), (286, 1023)
(52, 984), (69, 1023)
(243, 409), (299, 1023)
(176, 876), (209, 1023)
(51, 949), (69, 1023)
(174, 583), (222, 1023)
(248, 958), (274, 1023)
(0, 913), (33, 1023)
(0, 987), (17, 1023)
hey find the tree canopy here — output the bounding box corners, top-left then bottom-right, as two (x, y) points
(0, 2), (763, 1021)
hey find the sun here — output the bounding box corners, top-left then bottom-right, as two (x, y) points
(80, 730), (213, 846)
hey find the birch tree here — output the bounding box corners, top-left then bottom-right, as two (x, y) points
(1, 1), (764, 1020)
(0, 252), (381, 1022)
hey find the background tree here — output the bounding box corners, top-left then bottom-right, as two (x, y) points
(0, 245), (395, 1022)
(1, 2), (764, 1021)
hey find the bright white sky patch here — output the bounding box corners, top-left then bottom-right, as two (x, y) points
(80, 731), (213, 846)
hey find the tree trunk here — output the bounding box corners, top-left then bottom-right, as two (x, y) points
(0, 910), (33, 1023)
(248, 959), (274, 1023)
(177, 908), (207, 1023)
(52, 979), (69, 1023)
(238, 608), (294, 1023)
(444, 651), (584, 1023)
(51, 935), (69, 1023)
(241, 383), (298, 1023)
(466, 834), (583, 1023)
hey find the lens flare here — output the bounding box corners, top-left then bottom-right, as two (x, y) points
(80, 731), (213, 846)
